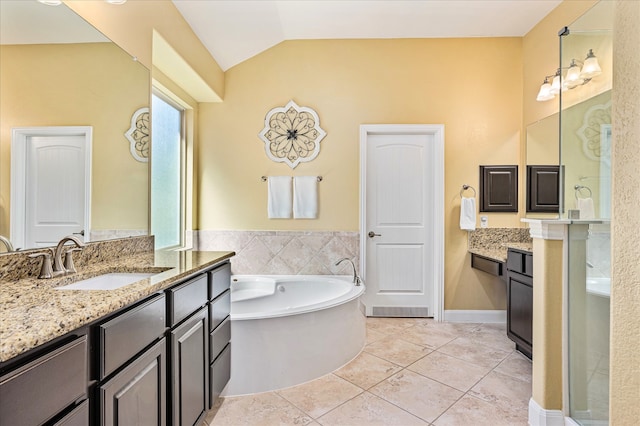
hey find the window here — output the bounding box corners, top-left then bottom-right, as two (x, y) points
(151, 92), (184, 250)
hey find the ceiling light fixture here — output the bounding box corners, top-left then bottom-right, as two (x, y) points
(536, 49), (602, 102)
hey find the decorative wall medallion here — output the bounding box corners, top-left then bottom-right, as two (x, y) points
(124, 107), (149, 162)
(577, 101), (611, 161)
(258, 100), (326, 169)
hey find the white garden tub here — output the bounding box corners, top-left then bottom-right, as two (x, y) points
(223, 275), (366, 396)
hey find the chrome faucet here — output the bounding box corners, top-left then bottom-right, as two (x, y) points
(335, 257), (362, 286)
(53, 235), (85, 276)
(0, 235), (14, 252)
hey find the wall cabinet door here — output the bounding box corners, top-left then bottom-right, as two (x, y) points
(170, 307), (209, 426)
(99, 338), (166, 426)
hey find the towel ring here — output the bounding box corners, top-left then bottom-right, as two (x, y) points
(574, 185), (592, 200)
(460, 184), (476, 198)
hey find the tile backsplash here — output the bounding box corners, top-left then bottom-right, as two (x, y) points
(194, 230), (359, 275)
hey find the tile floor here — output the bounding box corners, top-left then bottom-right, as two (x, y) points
(204, 317), (532, 426)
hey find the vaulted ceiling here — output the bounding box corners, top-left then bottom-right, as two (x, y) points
(172, 0), (562, 71)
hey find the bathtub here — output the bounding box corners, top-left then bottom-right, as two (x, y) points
(587, 277), (610, 298)
(223, 275), (366, 396)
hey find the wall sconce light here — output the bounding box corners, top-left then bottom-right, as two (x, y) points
(536, 49), (602, 102)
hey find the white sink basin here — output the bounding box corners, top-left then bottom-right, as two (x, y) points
(55, 272), (156, 291)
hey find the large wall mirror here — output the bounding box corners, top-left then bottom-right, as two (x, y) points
(0, 1), (150, 251)
(525, 0), (612, 220)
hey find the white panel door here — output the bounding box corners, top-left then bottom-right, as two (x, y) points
(361, 125), (444, 319)
(26, 135), (86, 247)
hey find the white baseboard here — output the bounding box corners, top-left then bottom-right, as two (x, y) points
(528, 398), (565, 426)
(443, 309), (506, 323)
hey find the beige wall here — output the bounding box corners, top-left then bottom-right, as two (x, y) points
(64, 0), (224, 100)
(198, 37), (523, 310)
(0, 43), (149, 236)
(611, 1), (640, 424)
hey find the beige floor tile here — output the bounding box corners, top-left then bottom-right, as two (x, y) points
(437, 337), (511, 368)
(468, 370), (532, 414)
(398, 324), (460, 349)
(277, 374), (363, 418)
(209, 392), (313, 426)
(317, 392), (428, 426)
(494, 351), (532, 383)
(333, 352), (402, 389)
(407, 351), (491, 392)
(369, 370), (463, 423)
(433, 394), (528, 426)
(435, 321), (483, 335)
(366, 328), (387, 344)
(365, 317), (418, 335)
(364, 336), (432, 367)
(466, 325), (516, 352)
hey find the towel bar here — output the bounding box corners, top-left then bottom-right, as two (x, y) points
(262, 176), (323, 182)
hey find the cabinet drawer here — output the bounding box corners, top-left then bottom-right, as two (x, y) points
(99, 294), (166, 379)
(209, 343), (231, 409)
(54, 399), (89, 426)
(524, 254), (533, 277)
(167, 274), (208, 327)
(471, 254), (503, 276)
(506, 251), (524, 273)
(210, 317), (231, 363)
(209, 290), (231, 331)
(209, 262), (231, 301)
(0, 336), (87, 426)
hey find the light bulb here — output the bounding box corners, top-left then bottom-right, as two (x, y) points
(37, 0), (62, 5)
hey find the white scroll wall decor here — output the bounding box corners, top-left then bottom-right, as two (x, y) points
(258, 100), (326, 169)
(124, 107), (149, 162)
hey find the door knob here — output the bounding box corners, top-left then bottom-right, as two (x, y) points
(368, 231), (381, 238)
(73, 230), (85, 236)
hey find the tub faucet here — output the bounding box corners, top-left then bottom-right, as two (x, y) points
(335, 258), (361, 286)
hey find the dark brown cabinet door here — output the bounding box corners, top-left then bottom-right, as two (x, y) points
(170, 307), (209, 426)
(527, 165), (560, 213)
(99, 338), (166, 426)
(480, 165), (518, 212)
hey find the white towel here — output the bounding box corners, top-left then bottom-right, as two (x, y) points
(293, 176), (318, 219)
(576, 197), (595, 219)
(267, 176), (292, 219)
(460, 197), (476, 231)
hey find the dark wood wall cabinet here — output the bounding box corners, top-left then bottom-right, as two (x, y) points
(526, 165), (560, 213)
(480, 165), (518, 212)
(506, 249), (533, 359)
(0, 259), (232, 426)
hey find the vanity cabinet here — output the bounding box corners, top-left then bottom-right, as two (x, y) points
(169, 307), (209, 426)
(99, 339), (166, 426)
(95, 294), (167, 426)
(0, 335), (88, 426)
(208, 263), (232, 408)
(506, 248), (533, 358)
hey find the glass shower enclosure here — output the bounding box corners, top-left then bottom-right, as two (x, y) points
(559, 1), (613, 424)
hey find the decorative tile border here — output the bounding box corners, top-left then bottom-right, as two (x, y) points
(194, 230), (360, 275)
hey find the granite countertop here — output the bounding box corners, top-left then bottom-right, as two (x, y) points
(0, 250), (234, 363)
(469, 242), (533, 263)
